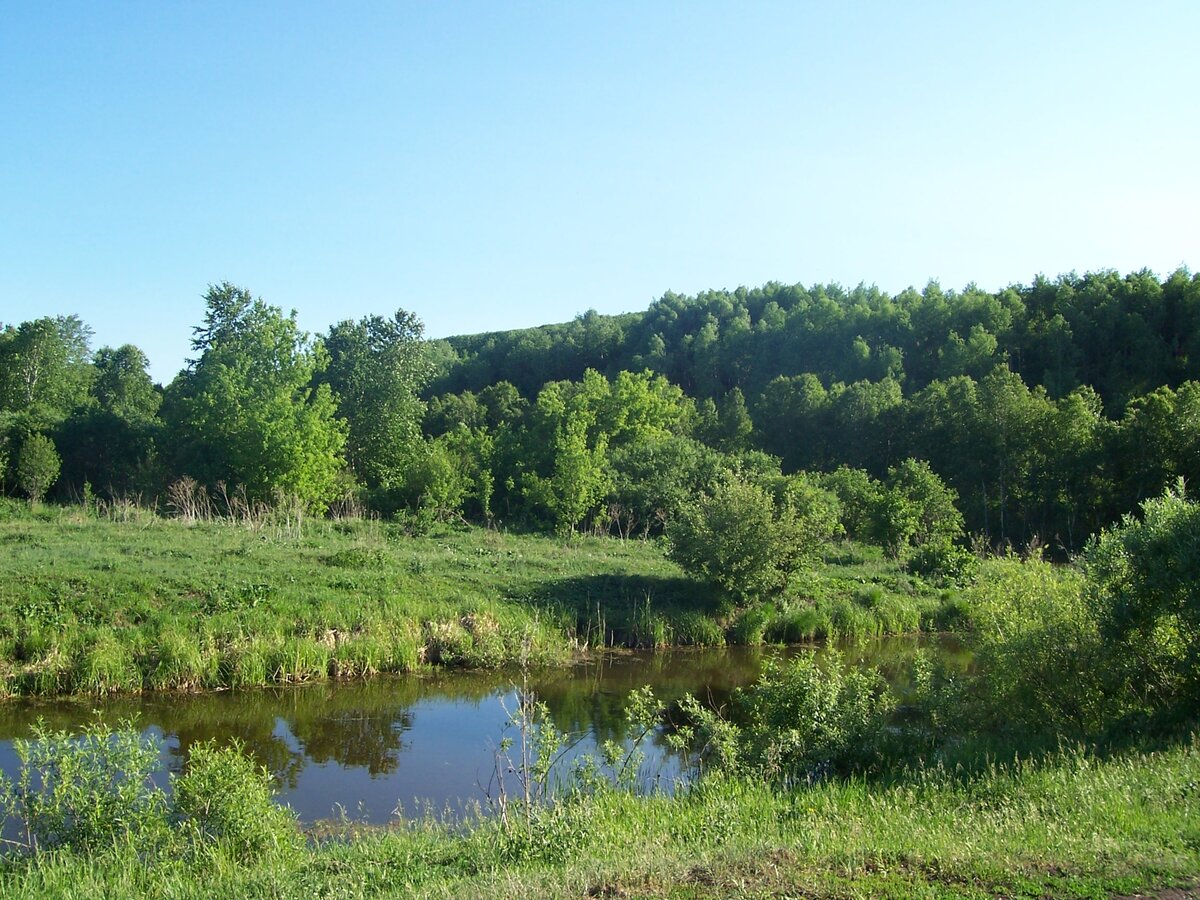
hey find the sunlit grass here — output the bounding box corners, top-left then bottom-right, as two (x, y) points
(0, 737), (1195, 898)
(0, 506), (951, 696)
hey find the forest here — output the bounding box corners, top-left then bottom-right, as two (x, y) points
(5, 268), (1200, 560)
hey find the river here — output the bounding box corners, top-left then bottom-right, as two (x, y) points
(0, 637), (967, 826)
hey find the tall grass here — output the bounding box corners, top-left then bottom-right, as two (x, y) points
(0, 731), (1195, 898)
(0, 505), (952, 697)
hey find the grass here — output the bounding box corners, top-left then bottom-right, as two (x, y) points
(0, 736), (1195, 897)
(0, 501), (950, 697)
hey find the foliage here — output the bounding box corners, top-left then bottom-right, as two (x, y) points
(163, 283), (347, 512)
(1085, 483), (1200, 716)
(605, 436), (725, 537)
(14, 433), (60, 503)
(819, 467), (881, 540)
(965, 558), (1105, 735)
(0, 316), (93, 430)
(667, 474), (840, 609)
(0, 720), (168, 854)
(0, 721), (300, 867)
(171, 740), (300, 862)
(672, 653), (896, 782)
(870, 459), (965, 558)
(90, 345), (160, 423)
(321, 311), (431, 490)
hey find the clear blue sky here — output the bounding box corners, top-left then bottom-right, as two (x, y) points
(2, 1), (1197, 383)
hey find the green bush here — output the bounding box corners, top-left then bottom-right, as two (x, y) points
(1085, 483), (1200, 719)
(15, 433), (61, 504)
(667, 475), (840, 610)
(966, 558), (1105, 734)
(0, 720), (168, 854)
(0, 722), (301, 864)
(907, 539), (978, 586)
(680, 652), (897, 781)
(171, 740), (300, 862)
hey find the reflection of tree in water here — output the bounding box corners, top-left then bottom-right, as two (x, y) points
(289, 707), (411, 776)
(0, 674), (503, 790)
(0, 639), (970, 801)
(528, 647), (774, 744)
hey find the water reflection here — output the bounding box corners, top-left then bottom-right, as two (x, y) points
(0, 637), (967, 825)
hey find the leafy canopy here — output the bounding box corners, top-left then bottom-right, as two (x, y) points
(164, 283), (347, 512)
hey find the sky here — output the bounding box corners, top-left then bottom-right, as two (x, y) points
(2, 1), (1198, 383)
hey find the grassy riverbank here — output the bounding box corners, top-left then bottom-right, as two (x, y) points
(1, 737), (1196, 898)
(0, 502), (950, 697)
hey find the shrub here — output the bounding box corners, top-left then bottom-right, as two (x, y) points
(15, 433), (61, 504)
(0, 720), (168, 854)
(667, 475), (840, 610)
(0, 722), (301, 864)
(966, 558), (1105, 734)
(677, 653), (896, 781)
(171, 740), (300, 862)
(1085, 483), (1200, 719)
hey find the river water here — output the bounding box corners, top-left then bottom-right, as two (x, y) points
(0, 637), (966, 826)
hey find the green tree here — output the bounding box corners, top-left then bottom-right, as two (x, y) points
(698, 387), (754, 453)
(0, 316), (94, 429)
(91, 345), (161, 422)
(1085, 483), (1200, 715)
(322, 311), (431, 491)
(55, 345), (163, 497)
(15, 432), (61, 503)
(871, 459), (965, 558)
(668, 474), (840, 609)
(164, 283), (347, 512)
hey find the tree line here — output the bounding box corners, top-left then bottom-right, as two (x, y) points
(3, 269), (1199, 563)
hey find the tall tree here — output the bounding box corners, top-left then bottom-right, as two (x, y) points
(56, 345), (163, 497)
(164, 283), (347, 512)
(322, 311), (431, 491)
(0, 316), (93, 428)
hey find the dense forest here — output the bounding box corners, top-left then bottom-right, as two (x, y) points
(4, 267), (1200, 566)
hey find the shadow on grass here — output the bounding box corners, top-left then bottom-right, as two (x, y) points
(529, 573), (722, 647)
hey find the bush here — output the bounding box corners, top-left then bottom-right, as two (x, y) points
(0, 722), (301, 863)
(966, 558), (1105, 734)
(667, 475), (840, 610)
(15, 433), (61, 504)
(0, 720), (168, 854)
(907, 539), (978, 586)
(870, 459), (965, 561)
(677, 653), (896, 781)
(1085, 483), (1200, 719)
(172, 740), (300, 862)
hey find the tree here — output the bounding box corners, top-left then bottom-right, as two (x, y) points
(668, 474), (841, 610)
(1085, 483), (1200, 715)
(697, 387), (753, 453)
(0, 316), (94, 429)
(606, 436), (726, 538)
(91, 345), (160, 422)
(55, 345), (163, 497)
(15, 433), (61, 503)
(871, 459), (965, 558)
(322, 311), (431, 492)
(163, 283), (347, 512)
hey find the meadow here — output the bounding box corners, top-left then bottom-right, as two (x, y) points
(0, 499), (950, 698)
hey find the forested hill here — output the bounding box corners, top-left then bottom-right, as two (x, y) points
(429, 268), (1200, 412)
(5, 268), (1200, 559)
(420, 267), (1200, 551)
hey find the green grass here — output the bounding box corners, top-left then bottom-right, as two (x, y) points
(0, 504), (950, 697)
(0, 737), (1195, 898)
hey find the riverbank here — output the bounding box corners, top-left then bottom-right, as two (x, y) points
(1, 735), (1196, 898)
(0, 503), (953, 697)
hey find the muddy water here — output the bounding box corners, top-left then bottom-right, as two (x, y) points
(0, 637), (967, 825)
